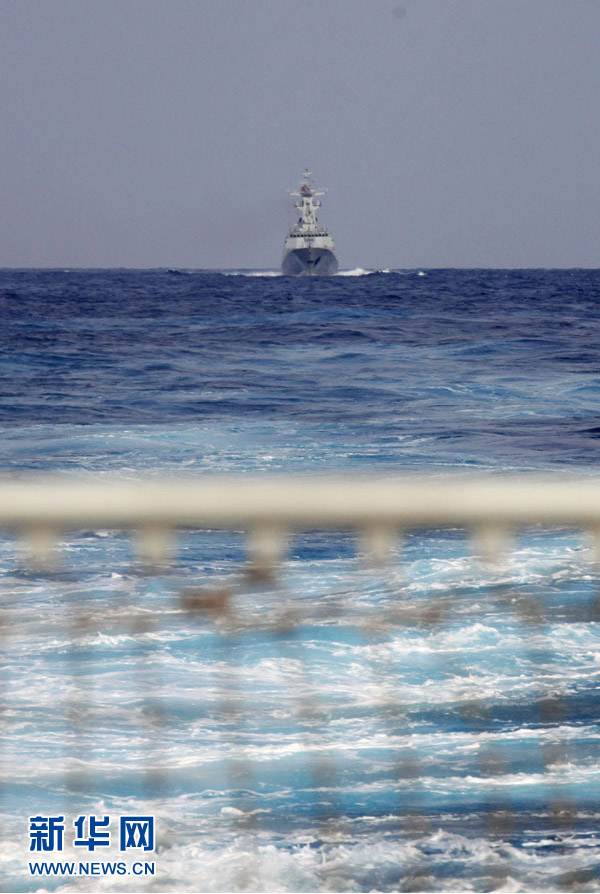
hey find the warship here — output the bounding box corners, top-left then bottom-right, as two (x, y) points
(282, 170), (338, 276)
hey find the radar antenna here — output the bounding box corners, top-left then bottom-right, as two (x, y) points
(289, 169), (327, 229)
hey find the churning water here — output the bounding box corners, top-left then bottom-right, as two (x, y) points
(2, 268), (600, 891)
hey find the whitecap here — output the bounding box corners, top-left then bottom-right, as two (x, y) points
(224, 269), (281, 277)
(337, 267), (374, 276)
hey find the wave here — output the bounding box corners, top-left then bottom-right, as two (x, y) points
(337, 267), (395, 276)
(224, 269), (281, 277)
(225, 268), (397, 278)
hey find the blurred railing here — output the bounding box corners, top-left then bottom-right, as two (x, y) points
(1, 473), (599, 569)
(2, 474), (600, 890)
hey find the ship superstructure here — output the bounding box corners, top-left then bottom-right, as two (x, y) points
(282, 170), (338, 276)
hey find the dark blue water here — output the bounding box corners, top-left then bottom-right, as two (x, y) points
(2, 268), (600, 892)
(3, 268), (600, 469)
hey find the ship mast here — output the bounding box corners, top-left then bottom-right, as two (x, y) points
(290, 169), (326, 231)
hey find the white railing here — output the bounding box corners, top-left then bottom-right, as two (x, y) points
(1, 473), (599, 569)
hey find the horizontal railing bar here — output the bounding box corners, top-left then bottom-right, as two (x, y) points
(0, 475), (599, 531)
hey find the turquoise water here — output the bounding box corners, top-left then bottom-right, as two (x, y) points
(1, 268), (600, 891)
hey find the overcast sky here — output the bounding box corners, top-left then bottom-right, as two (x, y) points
(1, 0), (599, 269)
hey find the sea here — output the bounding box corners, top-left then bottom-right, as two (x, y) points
(1, 267), (600, 893)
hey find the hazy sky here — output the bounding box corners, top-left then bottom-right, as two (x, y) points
(1, 0), (599, 269)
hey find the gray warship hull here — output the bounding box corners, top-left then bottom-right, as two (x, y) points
(282, 246), (338, 276)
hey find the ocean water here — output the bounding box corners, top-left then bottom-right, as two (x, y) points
(1, 268), (600, 892)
